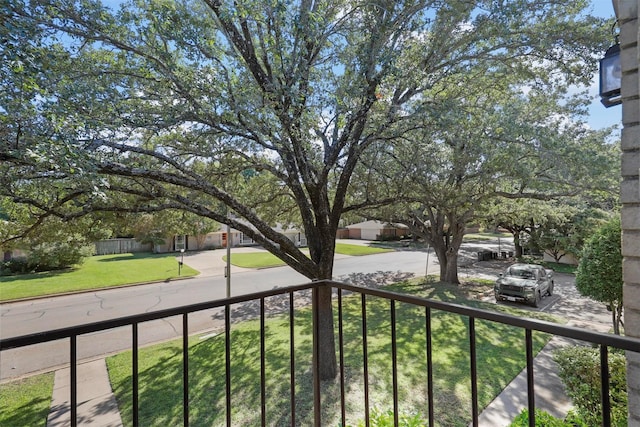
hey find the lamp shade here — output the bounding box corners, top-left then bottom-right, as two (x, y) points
(599, 43), (621, 107)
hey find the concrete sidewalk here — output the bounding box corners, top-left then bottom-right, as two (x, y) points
(48, 322), (604, 427)
(177, 246), (256, 278)
(474, 319), (611, 426)
(47, 359), (122, 427)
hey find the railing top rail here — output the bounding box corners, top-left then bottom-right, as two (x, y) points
(329, 281), (640, 353)
(0, 281), (320, 350)
(2, 279), (640, 353)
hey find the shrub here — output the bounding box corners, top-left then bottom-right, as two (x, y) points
(27, 242), (92, 271)
(353, 408), (425, 427)
(510, 408), (576, 426)
(554, 346), (627, 427)
(376, 234), (402, 242)
(0, 243), (91, 275)
(575, 217), (623, 334)
(0, 257), (32, 275)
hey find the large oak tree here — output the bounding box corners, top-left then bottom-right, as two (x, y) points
(1, 0), (607, 377)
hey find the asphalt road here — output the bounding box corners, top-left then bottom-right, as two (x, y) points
(1, 247), (439, 380)
(4, 238), (609, 382)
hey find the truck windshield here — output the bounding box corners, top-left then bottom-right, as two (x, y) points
(507, 267), (535, 279)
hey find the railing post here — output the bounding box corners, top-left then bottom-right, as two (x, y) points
(70, 335), (77, 427)
(361, 293), (370, 427)
(391, 300), (399, 427)
(338, 289), (346, 427)
(289, 292), (296, 426)
(600, 345), (610, 426)
(526, 329), (535, 427)
(425, 307), (434, 427)
(132, 322), (139, 427)
(469, 317), (478, 427)
(312, 287), (321, 427)
(225, 304), (231, 427)
(260, 297), (266, 427)
(182, 313), (189, 427)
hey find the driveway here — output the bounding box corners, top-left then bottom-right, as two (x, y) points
(481, 267), (611, 329)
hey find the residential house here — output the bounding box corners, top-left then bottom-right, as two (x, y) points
(344, 220), (409, 241)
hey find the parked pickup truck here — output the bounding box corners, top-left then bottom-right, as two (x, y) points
(494, 263), (554, 308)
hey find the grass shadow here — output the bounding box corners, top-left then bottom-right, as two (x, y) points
(107, 276), (557, 426)
(0, 268), (75, 283)
(0, 372), (54, 427)
(95, 253), (170, 262)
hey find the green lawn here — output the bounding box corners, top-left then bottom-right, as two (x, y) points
(0, 372), (54, 427)
(464, 232), (512, 241)
(0, 244), (388, 300)
(335, 242), (392, 256)
(225, 243), (391, 268)
(224, 251), (292, 268)
(0, 253), (199, 301)
(106, 278), (558, 427)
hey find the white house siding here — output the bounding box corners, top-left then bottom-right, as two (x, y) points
(360, 228), (380, 241)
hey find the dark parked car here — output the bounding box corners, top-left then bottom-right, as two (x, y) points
(494, 263), (554, 308)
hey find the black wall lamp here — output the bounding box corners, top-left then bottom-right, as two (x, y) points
(599, 22), (621, 107)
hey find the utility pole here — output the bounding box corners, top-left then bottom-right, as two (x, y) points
(425, 244), (430, 277)
(226, 221), (231, 298)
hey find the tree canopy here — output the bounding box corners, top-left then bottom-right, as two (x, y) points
(354, 82), (618, 283)
(2, 0), (610, 278)
(1, 0), (612, 377)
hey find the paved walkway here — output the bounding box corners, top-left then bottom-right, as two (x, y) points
(474, 320), (611, 426)
(47, 359), (122, 427)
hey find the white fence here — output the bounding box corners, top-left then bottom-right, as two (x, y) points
(94, 239), (152, 255)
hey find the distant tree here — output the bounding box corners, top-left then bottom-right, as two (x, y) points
(356, 90), (617, 283)
(184, 216), (220, 250)
(131, 213), (173, 252)
(489, 199), (558, 259)
(575, 217), (623, 334)
(0, 212), (98, 272)
(130, 211), (220, 252)
(534, 207), (610, 263)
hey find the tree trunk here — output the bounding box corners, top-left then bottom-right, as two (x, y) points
(435, 245), (448, 282)
(442, 249), (460, 284)
(313, 286), (337, 380)
(612, 301), (623, 335)
(433, 244), (461, 284)
(309, 231), (338, 380)
(513, 232), (523, 259)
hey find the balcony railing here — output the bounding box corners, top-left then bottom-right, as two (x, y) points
(2, 280), (640, 426)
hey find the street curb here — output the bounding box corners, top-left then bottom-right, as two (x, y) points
(0, 275), (197, 305)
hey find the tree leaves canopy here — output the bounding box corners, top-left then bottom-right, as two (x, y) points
(1, 0), (609, 281)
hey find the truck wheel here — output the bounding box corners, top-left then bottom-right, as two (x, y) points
(532, 291), (541, 308)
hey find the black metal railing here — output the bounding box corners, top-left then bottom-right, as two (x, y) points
(2, 280), (640, 427)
